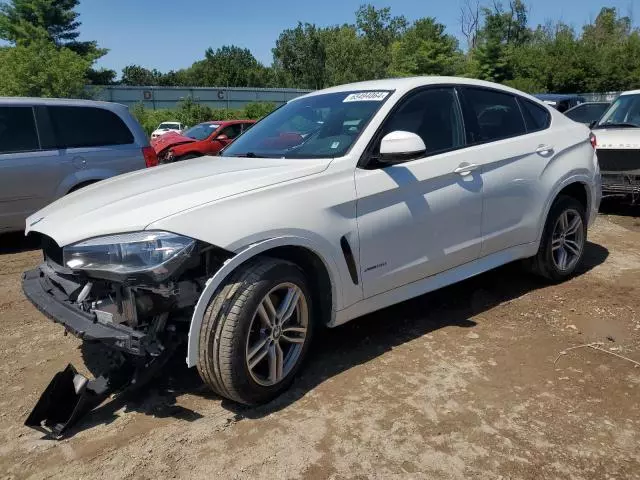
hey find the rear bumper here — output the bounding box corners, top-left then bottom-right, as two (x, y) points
(22, 267), (152, 356)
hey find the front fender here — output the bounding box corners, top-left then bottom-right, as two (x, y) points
(185, 235), (342, 368)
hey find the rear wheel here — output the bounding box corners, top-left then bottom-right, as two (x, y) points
(197, 258), (314, 405)
(526, 195), (587, 281)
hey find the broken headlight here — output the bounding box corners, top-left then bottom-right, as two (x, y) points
(63, 231), (196, 282)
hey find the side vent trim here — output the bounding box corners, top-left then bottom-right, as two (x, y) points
(340, 236), (359, 285)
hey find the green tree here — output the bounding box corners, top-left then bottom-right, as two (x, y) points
(355, 4), (407, 79)
(389, 17), (463, 77)
(355, 4), (406, 49)
(472, 0), (530, 83)
(0, 39), (89, 96)
(121, 64), (159, 86)
(580, 8), (640, 92)
(273, 22), (326, 89)
(86, 67), (117, 85)
(323, 25), (372, 85)
(0, 0), (104, 59)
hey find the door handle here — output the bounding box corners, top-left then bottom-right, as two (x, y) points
(536, 144), (554, 154)
(454, 163), (479, 176)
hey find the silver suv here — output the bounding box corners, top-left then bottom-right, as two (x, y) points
(0, 98), (155, 233)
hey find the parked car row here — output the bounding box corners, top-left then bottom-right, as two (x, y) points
(150, 121), (185, 139)
(19, 76), (602, 433)
(151, 120), (255, 163)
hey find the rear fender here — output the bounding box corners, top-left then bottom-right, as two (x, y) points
(537, 172), (595, 243)
(186, 236), (341, 368)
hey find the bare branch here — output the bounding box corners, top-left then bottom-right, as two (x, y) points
(460, 0), (481, 50)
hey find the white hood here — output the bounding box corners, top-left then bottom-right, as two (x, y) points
(594, 128), (640, 149)
(26, 156), (330, 246)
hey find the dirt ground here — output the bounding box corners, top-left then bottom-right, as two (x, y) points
(1, 207), (639, 480)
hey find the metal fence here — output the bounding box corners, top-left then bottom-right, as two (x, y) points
(86, 85), (622, 110)
(87, 85), (313, 110)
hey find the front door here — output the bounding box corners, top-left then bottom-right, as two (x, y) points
(355, 87), (484, 298)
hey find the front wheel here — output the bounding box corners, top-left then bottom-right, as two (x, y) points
(526, 195), (587, 282)
(197, 258), (314, 405)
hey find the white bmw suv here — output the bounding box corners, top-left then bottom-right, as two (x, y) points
(23, 77), (600, 408)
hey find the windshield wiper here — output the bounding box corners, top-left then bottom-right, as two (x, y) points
(595, 122), (640, 129)
(231, 152), (266, 158)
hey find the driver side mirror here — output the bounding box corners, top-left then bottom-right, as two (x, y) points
(589, 120), (597, 129)
(378, 131), (426, 164)
(216, 134), (228, 141)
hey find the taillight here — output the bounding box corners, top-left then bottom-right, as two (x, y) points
(590, 133), (597, 149)
(142, 146), (158, 167)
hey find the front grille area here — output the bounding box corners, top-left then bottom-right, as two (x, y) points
(601, 173), (640, 194)
(596, 149), (640, 172)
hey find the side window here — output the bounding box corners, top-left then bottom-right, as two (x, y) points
(48, 106), (134, 148)
(242, 122), (254, 132)
(0, 106), (40, 154)
(219, 124), (242, 139)
(519, 98), (551, 132)
(461, 88), (527, 144)
(381, 87), (464, 157)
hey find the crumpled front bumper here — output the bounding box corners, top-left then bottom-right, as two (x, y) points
(22, 266), (153, 356)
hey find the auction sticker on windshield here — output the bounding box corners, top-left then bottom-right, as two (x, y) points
(343, 91), (389, 102)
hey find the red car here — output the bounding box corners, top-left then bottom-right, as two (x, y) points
(151, 120), (256, 163)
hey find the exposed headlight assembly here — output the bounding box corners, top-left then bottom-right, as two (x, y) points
(63, 231), (196, 282)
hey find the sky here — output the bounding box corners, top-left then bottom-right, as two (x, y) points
(76, 0), (639, 75)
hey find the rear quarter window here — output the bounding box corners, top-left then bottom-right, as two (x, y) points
(519, 98), (552, 132)
(48, 106), (134, 148)
(460, 87), (527, 144)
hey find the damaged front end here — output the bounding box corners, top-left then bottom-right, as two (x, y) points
(22, 232), (231, 437)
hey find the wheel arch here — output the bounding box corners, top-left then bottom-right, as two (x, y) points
(537, 175), (593, 244)
(186, 236), (341, 367)
(67, 179), (100, 194)
(55, 170), (112, 197)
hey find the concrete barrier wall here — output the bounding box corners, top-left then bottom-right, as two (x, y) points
(87, 85), (313, 110)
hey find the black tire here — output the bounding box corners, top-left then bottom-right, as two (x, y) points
(526, 195), (587, 282)
(197, 258), (314, 405)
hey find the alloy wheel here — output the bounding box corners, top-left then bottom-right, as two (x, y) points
(245, 283), (309, 386)
(551, 208), (584, 272)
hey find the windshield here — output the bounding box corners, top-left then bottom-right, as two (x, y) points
(596, 94), (640, 128)
(183, 123), (220, 140)
(565, 103), (610, 124)
(223, 90), (392, 159)
(159, 123), (180, 130)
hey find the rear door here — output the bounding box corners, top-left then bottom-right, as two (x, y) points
(0, 105), (61, 231)
(457, 87), (564, 256)
(47, 106), (143, 182)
